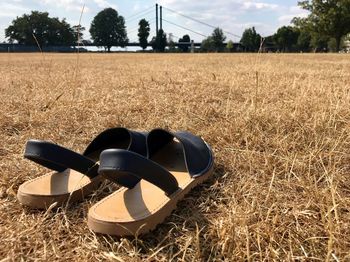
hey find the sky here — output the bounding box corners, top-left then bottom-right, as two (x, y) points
(0, 0), (309, 44)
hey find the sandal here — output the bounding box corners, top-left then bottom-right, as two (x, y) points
(17, 128), (147, 209)
(88, 129), (214, 236)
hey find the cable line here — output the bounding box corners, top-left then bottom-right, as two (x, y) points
(126, 9), (154, 23)
(163, 6), (241, 38)
(162, 19), (207, 38)
(170, 34), (181, 40)
(125, 6), (153, 20)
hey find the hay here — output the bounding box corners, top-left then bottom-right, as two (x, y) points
(0, 53), (349, 260)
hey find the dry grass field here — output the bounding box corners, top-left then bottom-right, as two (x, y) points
(0, 53), (349, 261)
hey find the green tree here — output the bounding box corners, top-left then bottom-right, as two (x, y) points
(240, 27), (261, 52)
(138, 19), (150, 50)
(151, 29), (167, 52)
(274, 26), (300, 52)
(201, 36), (215, 52)
(297, 0), (350, 52)
(226, 40), (234, 52)
(310, 33), (329, 52)
(296, 30), (311, 51)
(327, 37), (346, 52)
(5, 11), (74, 47)
(211, 28), (226, 51)
(90, 8), (128, 52)
(293, 16), (328, 52)
(178, 34), (191, 52)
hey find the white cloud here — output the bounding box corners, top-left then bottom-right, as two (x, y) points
(132, 3), (141, 12)
(242, 2), (278, 11)
(289, 5), (305, 13)
(93, 0), (118, 10)
(278, 14), (303, 24)
(0, 2), (30, 41)
(278, 5), (308, 25)
(0, 3), (29, 17)
(39, 0), (86, 12)
(159, 0), (279, 13)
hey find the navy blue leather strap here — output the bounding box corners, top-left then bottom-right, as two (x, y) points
(83, 128), (146, 157)
(24, 128), (148, 182)
(147, 129), (213, 177)
(24, 140), (99, 178)
(99, 149), (180, 196)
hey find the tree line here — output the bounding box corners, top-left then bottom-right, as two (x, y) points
(238, 0), (350, 53)
(4, 0), (350, 52)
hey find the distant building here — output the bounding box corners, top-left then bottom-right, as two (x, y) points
(0, 43), (87, 53)
(344, 34), (350, 53)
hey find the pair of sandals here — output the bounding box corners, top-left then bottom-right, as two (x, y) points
(18, 128), (214, 236)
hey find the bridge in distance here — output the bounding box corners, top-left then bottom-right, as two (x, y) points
(0, 41), (242, 52)
(0, 3), (242, 52)
(82, 42), (241, 48)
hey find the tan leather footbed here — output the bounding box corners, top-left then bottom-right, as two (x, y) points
(17, 141), (129, 208)
(88, 140), (213, 236)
